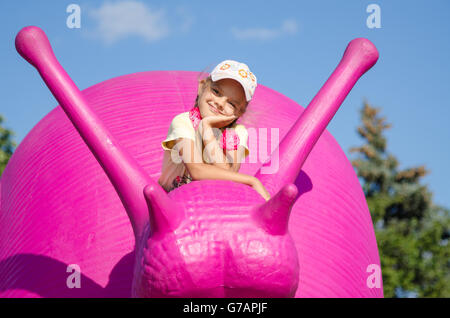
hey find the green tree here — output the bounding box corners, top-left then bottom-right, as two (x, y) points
(0, 115), (16, 176)
(350, 101), (450, 298)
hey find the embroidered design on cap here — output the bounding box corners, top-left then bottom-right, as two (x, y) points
(239, 69), (248, 78)
(249, 72), (256, 82)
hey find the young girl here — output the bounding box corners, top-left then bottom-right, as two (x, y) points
(158, 60), (271, 201)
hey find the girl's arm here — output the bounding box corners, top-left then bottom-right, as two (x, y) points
(225, 147), (244, 172)
(200, 120), (245, 172)
(200, 120), (232, 170)
(202, 133), (245, 172)
(174, 138), (270, 200)
(202, 133), (232, 170)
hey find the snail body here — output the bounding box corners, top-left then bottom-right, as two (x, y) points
(0, 26), (382, 298)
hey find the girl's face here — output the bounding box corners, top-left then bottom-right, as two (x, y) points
(197, 78), (247, 123)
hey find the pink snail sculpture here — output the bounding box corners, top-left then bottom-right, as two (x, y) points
(0, 26), (382, 298)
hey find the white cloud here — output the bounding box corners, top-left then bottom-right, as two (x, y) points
(175, 6), (195, 33)
(231, 19), (299, 41)
(88, 1), (170, 44)
(281, 19), (298, 34)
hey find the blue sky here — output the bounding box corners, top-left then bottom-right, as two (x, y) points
(1, 0), (449, 208)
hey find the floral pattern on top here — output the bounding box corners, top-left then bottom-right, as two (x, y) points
(170, 173), (193, 191)
(189, 106), (202, 130)
(219, 128), (240, 151)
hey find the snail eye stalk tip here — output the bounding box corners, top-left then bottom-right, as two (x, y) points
(144, 184), (184, 237)
(252, 183), (298, 236)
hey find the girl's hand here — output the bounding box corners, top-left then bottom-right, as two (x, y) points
(201, 114), (237, 129)
(199, 115), (237, 141)
(251, 177), (271, 201)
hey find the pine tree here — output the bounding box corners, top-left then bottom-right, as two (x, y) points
(350, 101), (450, 297)
(0, 115), (16, 176)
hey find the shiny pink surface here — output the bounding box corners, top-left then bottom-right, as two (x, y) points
(0, 26), (382, 297)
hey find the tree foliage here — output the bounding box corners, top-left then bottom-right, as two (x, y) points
(350, 101), (450, 298)
(0, 115), (16, 176)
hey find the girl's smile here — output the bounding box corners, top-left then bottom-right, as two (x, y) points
(208, 103), (221, 115)
(197, 78), (247, 125)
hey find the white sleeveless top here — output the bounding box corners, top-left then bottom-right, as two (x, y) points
(158, 111), (250, 192)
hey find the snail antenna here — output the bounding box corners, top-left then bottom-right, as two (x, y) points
(252, 183), (298, 235)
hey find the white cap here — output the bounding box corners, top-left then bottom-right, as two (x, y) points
(210, 60), (257, 102)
